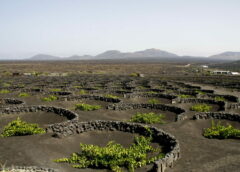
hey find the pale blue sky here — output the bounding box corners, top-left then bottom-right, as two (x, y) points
(0, 0), (240, 59)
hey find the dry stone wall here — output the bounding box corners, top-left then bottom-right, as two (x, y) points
(47, 120), (180, 172)
(107, 103), (186, 121)
(0, 166), (58, 172)
(1, 98), (25, 105)
(123, 93), (177, 100)
(0, 105), (79, 132)
(60, 95), (121, 103)
(193, 112), (240, 122)
(172, 98), (226, 110)
(227, 103), (240, 110)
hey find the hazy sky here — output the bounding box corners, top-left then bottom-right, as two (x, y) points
(1, 0), (240, 59)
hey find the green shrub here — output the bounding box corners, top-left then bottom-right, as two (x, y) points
(105, 94), (119, 99)
(190, 104), (212, 112)
(92, 87), (101, 90)
(214, 96), (226, 101)
(178, 94), (193, 98)
(203, 120), (240, 139)
(130, 112), (165, 124)
(148, 99), (160, 104)
(0, 89), (10, 94)
(129, 72), (139, 77)
(1, 117), (45, 137)
(18, 84), (25, 87)
(41, 95), (58, 102)
(18, 93), (30, 97)
(2, 83), (11, 87)
(75, 103), (101, 111)
(137, 86), (147, 90)
(54, 135), (164, 172)
(74, 86), (82, 89)
(50, 88), (62, 92)
(195, 90), (206, 95)
(146, 91), (158, 94)
(79, 89), (87, 95)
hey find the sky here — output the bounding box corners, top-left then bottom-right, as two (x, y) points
(0, 0), (240, 59)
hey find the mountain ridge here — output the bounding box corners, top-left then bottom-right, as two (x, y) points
(25, 50), (240, 61)
(209, 51), (240, 60)
(27, 48), (179, 60)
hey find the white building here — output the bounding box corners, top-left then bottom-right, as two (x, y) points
(201, 65), (208, 68)
(212, 71), (240, 75)
(212, 71), (231, 75)
(231, 72), (240, 75)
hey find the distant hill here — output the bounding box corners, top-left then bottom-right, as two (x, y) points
(210, 60), (240, 72)
(7, 49), (240, 61)
(27, 48), (179, 60)
(209, 52), (240, 60)
(95, 48), (178, 59)
(29, 54), (61, 60)
(68, 55), (94, 60)
(95, 50), (124, 59)
(129, 48), (178, 58)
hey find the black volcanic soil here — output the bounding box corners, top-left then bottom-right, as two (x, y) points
(0, 111), (67, 129)
(0, 131), (160, 172)
(0, 72), (239, 172)
(123, 97), (172, 104)
(161, 119), (240, 172)
(75, 108), (176, 124)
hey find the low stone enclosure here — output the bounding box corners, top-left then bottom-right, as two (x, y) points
(49, 91), (72, 96)
(107, 103), (186, 121)
(0, 166), (58, 172)
(123, 93), (177, 101)
(172, 98), (226, 111)
(202, 94), (239, 102)
(0, 105), (78, 131)
(47, 120), (180, 172)
(193, 112), (240, 122)
(0, 98), (25, 108)
(59, 95), (122, 103)
(22, 88), (44, 93)
(227, 103), (240, 110)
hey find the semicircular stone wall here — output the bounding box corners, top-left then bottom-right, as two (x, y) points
(47, 120), (180, 172)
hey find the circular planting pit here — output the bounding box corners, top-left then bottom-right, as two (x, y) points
(48, 120), (180, 172)
(107, 103), (186, 122)
(60, 95), (122, 104)
(0, 106), (78, 132)
(123, 93), (176, 104)
(173, 98), (225, 115)
(193, 112), (240, 139)
(74, 107), (177, 123)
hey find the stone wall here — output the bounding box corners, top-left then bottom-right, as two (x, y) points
(123, 93), (177, 100)
(107, 103), (186, 121)
(0, 166), (58, 172)
(172, 98), (226, 111)
(193, 112), (240, 122)
(200, 89), (215, 94)
(49, 91), (72, 96)
(227, 103), (240, 110)
(0, 105), (79, 131)
(60, 95), (121, 103)
(47, 120), (180, 172)
(204, 94), (239, 103)
(1, 98), (25, 105)
(23, 88), (44, 93)
(131, 88), (165, 93)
